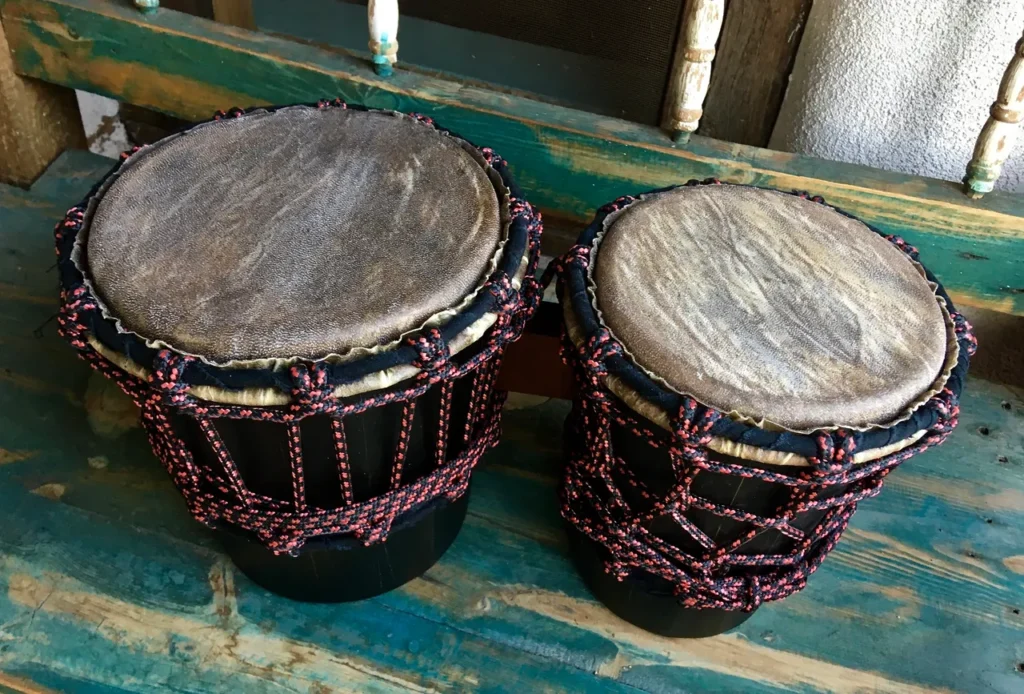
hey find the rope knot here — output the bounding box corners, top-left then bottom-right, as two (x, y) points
(409, 328), (450, 380)
(928, 387), (960, 437)
(509, 197), (538, 224)
(951, 311), (978, 357)
(411, 113), (436, 127)
(317, 98), (346, 109)
(488, 273), (521, 315)
(598, 195), (636, 216)
(289, 362), (333, 410)
(672, 397), (722, 446)
(149, 350), (192, 403)
(213, 107), (245, 120)
(809, 430), (857, 475)
(56, 287), (97, 350)
(118, 146), (143, 162)
(479, 147), (505, 167)
(578, 328), (622, 383)
(885, 234), (920, 260)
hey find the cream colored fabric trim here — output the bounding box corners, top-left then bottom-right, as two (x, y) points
(90, 244), (530, 406)
(561, 298), (926, 468)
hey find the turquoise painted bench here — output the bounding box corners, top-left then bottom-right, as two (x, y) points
(0, 149), (1022, 693)
(2, 0), (1024, 689)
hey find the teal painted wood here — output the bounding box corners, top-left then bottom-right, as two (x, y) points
(0, 157), (1022, 692)
(3, 0), (1024, 315)
(27, 148), (113, 203)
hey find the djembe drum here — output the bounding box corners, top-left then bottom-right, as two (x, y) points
(55, 102), (542, 602)
(556, 182), (975, 637)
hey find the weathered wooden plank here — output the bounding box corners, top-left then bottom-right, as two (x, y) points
(2, 0), (1023, 314)
(1, 163), (1023, 692)
(1, 491), (660, 694)
(700, 0), (813, 147)
(0, 10), (85, 186)
(26, 147), (110, 201)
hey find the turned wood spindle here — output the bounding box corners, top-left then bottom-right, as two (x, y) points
(964, 32), (1024, 199)
(662, 0), (725, 144)
(368, 0), (399, 77)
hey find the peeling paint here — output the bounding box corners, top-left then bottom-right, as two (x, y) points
(494, 585), (953, 694)
(0, 448), (37, 465)
(7, 566), (448, 693)
(30, 483), (66, 501)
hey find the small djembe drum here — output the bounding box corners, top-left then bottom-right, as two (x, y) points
(56, 103), (542, 601)
(556, 182), (975, 637)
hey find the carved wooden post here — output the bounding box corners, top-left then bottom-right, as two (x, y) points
(662, 0), (725, 144)
(368, 0), (399, 77)
(134, 0), (159, 14)
(964, 32), (1024, 199)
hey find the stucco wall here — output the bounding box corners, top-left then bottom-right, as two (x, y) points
(770, 0), (1024, 193)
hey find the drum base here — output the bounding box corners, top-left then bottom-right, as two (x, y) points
(221, 493), (470, 602)
(567, 525), (756, 638)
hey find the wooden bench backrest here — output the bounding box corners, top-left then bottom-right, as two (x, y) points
(1, 0), (1022, 327)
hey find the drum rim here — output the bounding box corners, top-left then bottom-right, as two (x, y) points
(55, 102), (537, 401)
(559, 181), (974, 461)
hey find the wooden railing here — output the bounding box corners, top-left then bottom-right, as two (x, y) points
(1, 0), (1022, 319)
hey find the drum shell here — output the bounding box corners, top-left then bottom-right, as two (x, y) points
(171, 369), (483, 602)
(563, 400), (852, 637)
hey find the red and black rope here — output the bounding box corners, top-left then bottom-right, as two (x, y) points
(55, 119), (543, 556)
(554, 191), (975, 613)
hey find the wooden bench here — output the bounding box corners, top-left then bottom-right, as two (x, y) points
(1, 2), (1022, 691)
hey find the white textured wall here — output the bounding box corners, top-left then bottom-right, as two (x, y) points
(770, 0), (1024, 193)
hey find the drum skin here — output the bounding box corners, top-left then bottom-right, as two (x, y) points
(593, 185), (949, 432)
(85, 106), (504, 363)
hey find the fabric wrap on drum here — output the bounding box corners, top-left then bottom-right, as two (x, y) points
(555, 180), (975, 624)
(54, 102), (544, 566)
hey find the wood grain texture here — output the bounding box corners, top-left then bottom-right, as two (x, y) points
(661, 0), (725, 142)
(2, 0), (1023, 315)
(0, 13), (84, 186)
(965, 32), (1024, 198)
(161, 0), (212, 18)
(0, 150), (1022, 693)
(700, 0), (813, 147)
(210, 0), (252, 29)
(595, 186), (950, 430)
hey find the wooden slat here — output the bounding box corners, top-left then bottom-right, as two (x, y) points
(0, 12), (84, 186)
(210, 0), (253, 29)
(700, 0), (813, 147)
(1, 0), (1023, 317)
(161, 0), (212, 18)
(496, 302), (573, 399)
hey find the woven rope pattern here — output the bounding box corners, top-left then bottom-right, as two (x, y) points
(56, 108), (543, 555)
(555, 184), (976, 612)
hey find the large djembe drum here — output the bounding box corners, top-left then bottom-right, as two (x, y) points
(56, 103), (542, 601)
(556, 181), (975, 637)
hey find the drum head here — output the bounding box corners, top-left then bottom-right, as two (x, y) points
(593, 185), (951, 430)
(84, 107), (505, 362)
